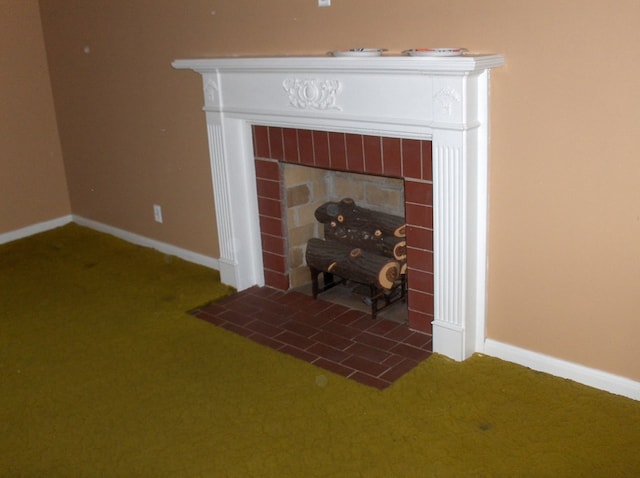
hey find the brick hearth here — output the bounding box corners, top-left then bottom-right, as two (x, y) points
(190, 286), (432, 389)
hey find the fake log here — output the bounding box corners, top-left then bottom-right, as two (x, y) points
(305, 237), (344, 273)
(323, 222), (407, 261)
(305, 238), (400, 290)
(314, 198), (406, 238)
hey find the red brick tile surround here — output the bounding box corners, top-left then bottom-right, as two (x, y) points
(252, 126), (434, 335)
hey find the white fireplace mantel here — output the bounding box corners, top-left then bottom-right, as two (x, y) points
(173, 54), (505, 361)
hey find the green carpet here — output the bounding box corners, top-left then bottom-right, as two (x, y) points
(1, 224), (639, 477)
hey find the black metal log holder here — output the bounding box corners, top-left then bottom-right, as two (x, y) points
(309, 266), (407, 320)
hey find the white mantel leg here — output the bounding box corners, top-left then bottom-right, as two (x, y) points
(430, 68), (490, 361)
(431, 125), (487, 361)
(205, 113), (263, 290)
(432, 129), (467, 360)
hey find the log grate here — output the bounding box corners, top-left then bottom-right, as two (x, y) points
(309, 268), (407, 320)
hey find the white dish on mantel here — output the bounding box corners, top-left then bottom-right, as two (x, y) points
(405, 48), (467, 57)
(331, 48), (386, 57)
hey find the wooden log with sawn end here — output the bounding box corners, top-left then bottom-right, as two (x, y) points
(314, 198), (406, 238)
(323, 222), (407, 261)
(305, 238), (401, 290)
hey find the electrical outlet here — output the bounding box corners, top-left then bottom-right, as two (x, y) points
(153, 204), (163, 223)
(318, 0), (331, 7)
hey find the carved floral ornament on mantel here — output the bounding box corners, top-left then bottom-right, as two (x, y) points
(434, 87), (461, 117)
(204, 78), (218, 104)
(282, 78), (342, 111)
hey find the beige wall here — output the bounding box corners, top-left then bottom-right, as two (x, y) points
(0, 0), (69, 234)
(37, 0), (640, 382)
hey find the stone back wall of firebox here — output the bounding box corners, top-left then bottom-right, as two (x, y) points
(252, 125), (435, 334)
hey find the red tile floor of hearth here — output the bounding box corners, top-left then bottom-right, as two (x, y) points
(189, 285), (432, 389)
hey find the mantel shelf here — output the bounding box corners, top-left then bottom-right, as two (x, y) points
(173, 54), (505, 75)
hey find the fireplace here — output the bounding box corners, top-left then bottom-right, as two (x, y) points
(172, 54), (504, 361)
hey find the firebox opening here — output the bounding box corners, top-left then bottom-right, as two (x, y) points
(283, 163), (408, 324)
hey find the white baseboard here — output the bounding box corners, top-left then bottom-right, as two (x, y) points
(0, 215), (73, 245)
(72, 216), (220, 270)
(1, 215), (220, 271)
(484, 339), (640, 401)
